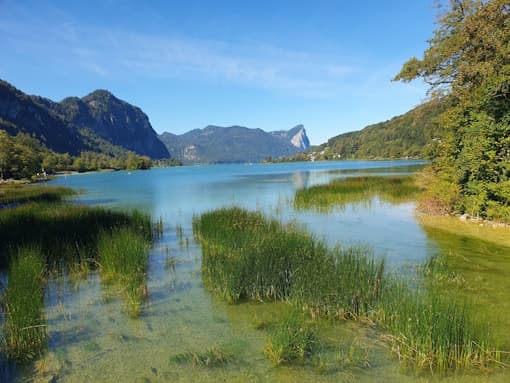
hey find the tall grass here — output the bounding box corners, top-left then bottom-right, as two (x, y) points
(264, 310), (316, 366)
(98, 228), (149, 317)
(294, 175), (421, 212)
(2, 247), (47, 361)
(0, 184), (76, 205)
(0, 203), (155, 269)
(193, 207), (502, 373)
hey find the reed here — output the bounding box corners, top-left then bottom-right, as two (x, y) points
(0, 203), (155, 269)
(98, 228), (149, 317)
(193, 207), (502, 373)
(170, 347), (231, 368)
(264, 310), (316, 366)
(294, 175), (421, 212)
(2, 247), (47, 361)
(0, 184), (76, 205)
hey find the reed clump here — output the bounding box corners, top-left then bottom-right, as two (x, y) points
(170, 347), (231, 368)
(294, 175), (421, 212)
(0, 203), (155, 269)
(2, 247), (47, 361)
(264, 310), (316, 366)
(193, 207), (502, 373)
(0, 184), (76, 205)
(98, 228), (150, 317)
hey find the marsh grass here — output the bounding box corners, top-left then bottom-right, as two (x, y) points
(264, 310), (317, 366)
(194, 207), (502, 373)
(170, 347), (231, 368)
(294, 175), (421, 212)
(98, 228), (149, 317)
(0, 184), (76, 205)
(2, 247), (47, 361)
(0, 203), (155, 269)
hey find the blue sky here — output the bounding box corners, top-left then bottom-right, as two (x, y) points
(0, 0), (437, 144)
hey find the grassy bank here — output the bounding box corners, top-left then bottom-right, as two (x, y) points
(193, 207), (502, 373)
(294, 175), (421, 211)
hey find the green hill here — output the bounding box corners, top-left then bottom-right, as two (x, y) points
(318, 99), (447, 160)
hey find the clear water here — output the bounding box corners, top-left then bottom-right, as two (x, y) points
(2, 160), (509, 382)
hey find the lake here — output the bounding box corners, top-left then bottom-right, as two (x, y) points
(2, 160), (509, 382)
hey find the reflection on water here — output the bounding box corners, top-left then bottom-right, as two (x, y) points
(2, 160), (508, 382)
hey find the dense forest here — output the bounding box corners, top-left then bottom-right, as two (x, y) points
(319, 99), (447, 159)
(0, 127), (159, 180)
(395, 0), (510, 222)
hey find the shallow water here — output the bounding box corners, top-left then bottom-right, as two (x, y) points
(2, 160), (509, 382)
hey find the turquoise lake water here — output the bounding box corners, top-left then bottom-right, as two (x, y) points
(2, 160), (509, 382)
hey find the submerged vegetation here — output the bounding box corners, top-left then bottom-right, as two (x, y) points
(99, 228), (150, 317)
(0, 200), (155, 269)
(193, 207), (503, 373)
(2, 247), (46, 361)
(264, 310), (316, 366)
(170, 347), (231, 368)
(0, 184), (160, 361)
(294, 175), (421, 211)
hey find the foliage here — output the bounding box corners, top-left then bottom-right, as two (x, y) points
(320, 99), (447, 160)
(170, 348), (231, 368)
(0, 184), (76, 205)
(0, 202), (155, 269)
(294, 175), (422, 212)
(98, 228), (150, 317)
(2, 247), (47, 361)
(0, 128), (154, 179)
(264, 310), (317, 366)
(193, 207), (502, 372)
(395, 0), (510, 222)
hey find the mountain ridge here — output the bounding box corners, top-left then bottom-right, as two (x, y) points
(159, 124), (310, 164)
(0, 79), (170, 159)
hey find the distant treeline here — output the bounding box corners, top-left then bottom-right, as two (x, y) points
(0, 130), (180, 180)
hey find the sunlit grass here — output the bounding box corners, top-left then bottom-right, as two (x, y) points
(0, 184), (76, 205)
(264, 310), (317, 366)
(98, 228), (150, 317)
(0, 203), (155, 269)
(2, 247), (46, 361)
(294, 175), (421, 212)
(193, 207), (503, 373)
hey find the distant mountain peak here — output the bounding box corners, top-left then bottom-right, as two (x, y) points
(159, 124), (310, 164)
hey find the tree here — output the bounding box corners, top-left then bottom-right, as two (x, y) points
(395, 0), (510, 222)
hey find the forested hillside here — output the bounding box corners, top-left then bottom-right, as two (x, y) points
(320, 99), (446, 159)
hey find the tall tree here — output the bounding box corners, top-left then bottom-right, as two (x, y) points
(395, 0), (510, 222)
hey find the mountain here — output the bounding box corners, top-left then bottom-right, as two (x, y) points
(0, 80), (86, 155)
(0, 79), (169, 159)
(159, 125), (310, 164)
(317, 99), (447, 159)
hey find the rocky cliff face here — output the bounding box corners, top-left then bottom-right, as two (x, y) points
(0, 79), (170, 159)
(0, 80), (86, 155)
(159, 125), (310, 164)
(270, 125), (310, 151)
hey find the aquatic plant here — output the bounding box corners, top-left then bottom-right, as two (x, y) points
(98, 228), (149, 317)
(2, 247), (47, 361)
(294, 175), (421, 212)
(0, 184), (76, 205)
(264, 310), (316, 366)
(0, 203), (156, 269)
(194, 207), (503, 373)
(170, 347), (231, 368)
